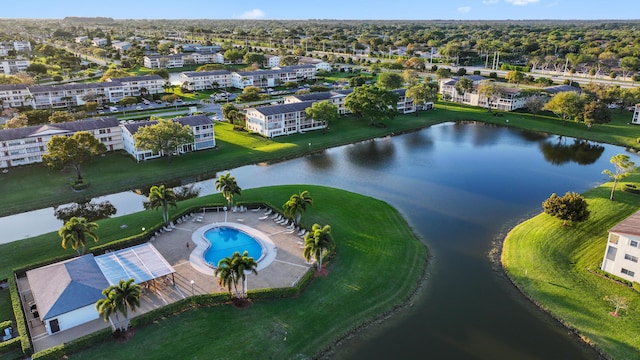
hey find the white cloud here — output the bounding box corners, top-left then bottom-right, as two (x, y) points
(238, 9), (266, 19)
(482, 0), (500, 4)
(504, 0), (539, 5)
(457, 6), (472, 13)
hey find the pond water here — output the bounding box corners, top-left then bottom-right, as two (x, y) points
(1, 122), (633, 358)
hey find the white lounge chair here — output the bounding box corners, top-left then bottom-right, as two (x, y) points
(264, 209), (273, 215)
(252, 207), (262, 212)
(258, 215), (269, 220)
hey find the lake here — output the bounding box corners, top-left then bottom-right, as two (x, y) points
(2, 122), (631, 358)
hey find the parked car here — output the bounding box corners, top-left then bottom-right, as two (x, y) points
(135, 106), (143, 110)
(109, 106), (118, 112)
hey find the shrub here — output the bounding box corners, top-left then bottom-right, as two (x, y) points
(623, 184), (640, 194)
(473, 70), (481, 75)
(8, 277), (31, 356)
(489, 72), (497, 79)
(592, 268), (633, 286)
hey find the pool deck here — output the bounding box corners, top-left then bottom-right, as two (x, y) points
(18, 207), (312, 353)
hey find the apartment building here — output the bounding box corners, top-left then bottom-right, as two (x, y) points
(0, 117), (122, 169)
(120, 115), (215, 161)
(0, 75), (165, 110)
(0, 58), (30, 75)
(143, 54), (184, 69)
(439, 75), (530, 111)
(178, 70), (231, 91)
(601, 210), (640, 282)
(245, 101), (326, 138)
(263, 55), (281, 68)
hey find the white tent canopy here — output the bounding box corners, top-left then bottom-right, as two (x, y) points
(95, 243), (175, 285)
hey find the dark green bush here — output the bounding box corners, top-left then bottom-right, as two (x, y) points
(592, 268), (633, 286)
(8, 277), (31, 356)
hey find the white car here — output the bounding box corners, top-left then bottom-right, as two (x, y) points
(136, 106), (143, 110)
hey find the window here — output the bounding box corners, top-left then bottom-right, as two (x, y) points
(630, 240), (639, 248)
(624, 254), (638, 263)
(621, 268), (635, 277)
(609, 234), (619, 244)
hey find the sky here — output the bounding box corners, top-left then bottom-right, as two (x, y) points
(2, 0), (640, 20)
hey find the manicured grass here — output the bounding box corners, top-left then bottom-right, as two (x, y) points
(0, 288), (11, 323)
(1, 185), (426, 359)
(502, 174), (640, 360)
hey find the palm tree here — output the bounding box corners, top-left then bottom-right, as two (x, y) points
(215, 172), (241, 208)
(58, 216), (99, 255)
(215, 254), (240, 298)
(96, 288), (121, 332)
(148, 184), (178, 226)
(236, 251), (258, 300)
(283, 190), (313, 224)
(111, 278), (141, 332)
(303, 224), (334, 272)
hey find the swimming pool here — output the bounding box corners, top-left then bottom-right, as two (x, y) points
(203, 227), (264, 267)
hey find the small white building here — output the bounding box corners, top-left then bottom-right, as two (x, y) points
(121, 115), (215, 161)
(25, 243), (174, 335)
(0, 58), (30, 75)
(631, 104), (640, 125)
(601, 210), (640, 282)
(263, 55), (281, 68)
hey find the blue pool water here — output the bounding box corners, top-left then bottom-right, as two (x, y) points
(203, 227), (263, 267)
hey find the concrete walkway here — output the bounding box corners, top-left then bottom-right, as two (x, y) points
(19, 207), (311, 353)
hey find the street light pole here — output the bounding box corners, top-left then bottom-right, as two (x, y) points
(190, 280), (195, 296)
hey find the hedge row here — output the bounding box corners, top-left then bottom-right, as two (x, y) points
(0, 320), (21, 353)
(8, 277), (31, 356)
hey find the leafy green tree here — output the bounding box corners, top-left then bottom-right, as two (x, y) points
(26, 63), (48, 74)
(525, 95), (546, 115)
(4, 113), (28, 128)
(582, 100), (611, 129)
(454, 77), (474, 96)
(279, 55), (298, 66)
(214, 250), (257, 300)
(542, 192), (590, 226)
(505, 70), (525, 84)
(215, 172), (241, 208)
(196, 64), (225, 72)
(348, 76), (367, 88)
(84, 101), (99, 112)
(303, 224), (334, 272)
(222, 103), (240, 122)
(148, 184), (178, 226)
(405, 82), (438, 115)
(543, 91), (583, 125)
(477, 81), (500, 111)
(48, 111), (74, 124)
(602, 154), (636, 201)
(237, 86), (262, 102)
(0, 74), (24, 85)
(376, 72), (404, 90)
(434, 67), (452, 80)
(344, 84), (398, 126)
(58, 216), (99, 255)
(118, 96), (138, 107)
(283, 190), (313, 224)
(305, 100), (339, 124)
(43, 131), (107, 182)
(99, 68), (130, 82)
(244, 52), (265, 65)
(134, 119), (194, 163)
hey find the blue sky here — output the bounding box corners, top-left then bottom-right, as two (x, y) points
(2, 0), (640, 20)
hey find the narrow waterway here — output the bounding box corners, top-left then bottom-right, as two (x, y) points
(1, 122), (632, 358)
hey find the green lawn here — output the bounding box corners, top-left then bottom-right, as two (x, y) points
(1, 185), (426, 359)
(502, 174), (640, 360)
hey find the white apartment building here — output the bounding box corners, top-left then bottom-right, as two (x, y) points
(297, 57), (332, 72)
(188, 51), (224, 65)
(143, 54), (184, 69)
(121, 115), (215, 161)
(245, 101), (326, 138)
(179, 70), (231, 91)
(439, 75), (529, 111)
(284, 90), (352, 114)
(273, 65), (317, 81)
(0, 75), (164, 110)
(232, 69), (300, 89)
(263, 55), (281, 68)
(91, 38), (107, 47)
(0, 117), (122, 168)
(601, 210), (640, 282)
(0, 84), (30, 108)
(0, 58), (30, 74)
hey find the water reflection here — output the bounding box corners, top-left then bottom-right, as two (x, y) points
(539, 137), (605, 165)
(304, 150), (335, 171)
(346, 138), (396, 168)
(401, 130), (434, 151)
